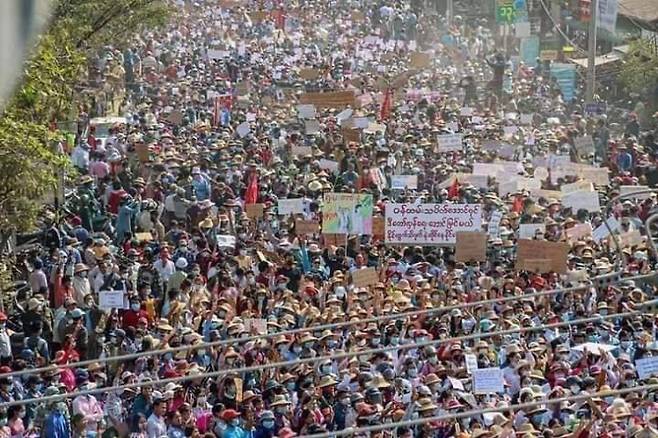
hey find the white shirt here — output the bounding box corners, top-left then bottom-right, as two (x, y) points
(71, 146), (89, 170)
(147, 413), (167, 438)
(153, 259), (175, 282)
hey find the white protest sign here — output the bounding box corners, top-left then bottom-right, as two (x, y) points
(460, 107), (473, 116)
(352, 117), (370, 129)
(99, 290), (126, 310)
(472, 368), (505, 394)
(236, 122), (251, 138)
(305, 120), (321, 134)
(592, 216), (621, 243)
(277, 199), (305, 216)
(436, 133), (463, 152)
(619, 185), (652, 200)
(216, 235), (237, 248)
(291, 146), (313, 156)
(503, 126), (518, 137)
(391, 175), (418, 190)
(448, 377), (465, 391)
(319, 159), (339, 173)
(520, 113), (533, 125)
(385, 203), (482, 245)
(571, 343), (618, 355)
(488, 210), (503, 238)
(565, 223), (593, 241)
(465, 353), (478, 374)
(519, 223), (546, 239)
(246, 112), (257, 122)
(561, 180), (594, 194)
(297, 104), (316, 119)
(636, 357), (658, 380)
(336, 108), (353, 125)
(573, 136), (595, 155)
(562, 191), (601, 213)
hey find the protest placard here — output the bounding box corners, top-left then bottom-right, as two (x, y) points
(277, 198), (305, 215)
(299, 68), (321, 80)
(351, 10), (365, 21)
(448, 377), (465, 391)
(615, 230), (642, 248)
(465, 353), (479, 374)
(561, 190), (600, 213)
(519, 223), (546, 239)
(244, 318), (268, 335)
(488, 210), (503, 238)
(565, 223), (593, 241)
(245, 203), (264, 220)
(291, 145), (313, 156)
(409, 52), (430, 69)
(296, 104), (316, 119)
(236, 122), (250, 138)
(472, 368), (504, 394)
(385, 204), (482, 245)
(455, 232), (488, 262)
(372, 217), (385, 239)
(528, 189), (562, 201)
(619, 185), (652, 200)
(592, 216), (621, 243)
(520, 113), (533, 125)
(343, 127), (361, 143)
(516, 239), (569, 273)
(299, 90), (355, 108)
(319, 159), (339, 173)
(390, 175), (418, 190)
(295, 219), (320, 235)
(216, 235), (237, 248)
(436, 133), (463, 152)
(135, 232), (153, 242)
(322, 193), (373, 235)
(561, 180), (594, 194)
(323, 233), (346, 247)
(440, 173), (489, 190)
(166, 110), (184, 125)
(99, 290), (126, 310)
(636, 357), (658, 380)
(249, 11), (268, 22)
(352, 267), (379, 287)
(573, 136), (595, 155)
(305, 120), (321, 134)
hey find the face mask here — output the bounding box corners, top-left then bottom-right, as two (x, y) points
(321, 365), (332, 374)
(293, 345), (302, 354)
(416, 337), (427, 343)
(327, 340), (337, 349)
(571, 386), (581, 394)
(532, 414), (544, 426)
(407, 368), (417, 378)
(263, 420), (275, 429)
(621, 341), (631, 349)
(131, 303), (140, 311)
(231, 419), (240, 427)
(371, 338), (380, 346)
(286, 382), (295, 392)
(390, 337), (399, 346)
(429, 357), (438, 365)
(275, 407), (287, 415)
(79, 272), (88, 278)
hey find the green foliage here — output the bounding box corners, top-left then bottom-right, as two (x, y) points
(619, 39), (658, 95)
(0, 0), (171, 234)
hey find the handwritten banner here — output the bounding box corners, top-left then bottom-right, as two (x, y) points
(436, 133), (463, 152)
(385, 204), (482, 245)
(299, 90), (356, 108)
(455, 232), (488, 262)
(516, 239), (569, 273)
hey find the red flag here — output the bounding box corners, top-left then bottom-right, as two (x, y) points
(448, 178), (460, 199)
(380, 88), (393, 121)
(245, 174), (259, 204)
(512, 195), (524, 213)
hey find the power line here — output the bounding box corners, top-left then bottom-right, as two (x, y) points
(0, 309), (648, 408)
(2, 270), (652, 380)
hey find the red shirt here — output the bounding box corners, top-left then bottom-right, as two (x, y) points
(122, 308), (150, 329)
(107, 189), (127, 214)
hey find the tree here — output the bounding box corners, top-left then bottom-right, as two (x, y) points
(0, 0), (171, 238)
(619, 39), (658, 97)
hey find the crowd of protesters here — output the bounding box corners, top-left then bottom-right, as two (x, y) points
(1, 0), (658, 437)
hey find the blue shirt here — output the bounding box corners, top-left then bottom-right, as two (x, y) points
(44, 410), (70, 438)
(224, 425), (249, 438)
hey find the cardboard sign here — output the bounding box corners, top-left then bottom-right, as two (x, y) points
(244, 318), (267, 335)
(135, 232), (153, 242)
(436, 133), (463, 152)
(234, 377), (243, 403)
(299, 68), (321, 80)
(99, 290), (126, 310)
(615, 230), (642, 248)
(135, 143), (149, 162)
(565, 223), (593, 241)
(519, 223), (546, 239)
(299, 90), (356, 108)
(305, 120), (321, 135)
(561, 180), (594, 194)
(323, 233), (346, 247)
(295, 219), (320, 235)
(245, 203), (264, 219)
(352, 267), (379, 287)
(592, 216), (620, 243)
(351, 10), (365, 21)
(455, 232), (488, 262)
(409, 52), (431, 69)
(235, 82), (250, 96)
(619, 185), (652, 200)
(472, 368), (505, 394)
(343, 127), (361, 143)
(516, 239), (569, 273)
(372, 217), (385, 239)
(540, 49), (558, 61)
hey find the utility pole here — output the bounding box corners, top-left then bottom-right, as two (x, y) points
(586, 0), (597, 101)
(447, 0), (453, 28)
